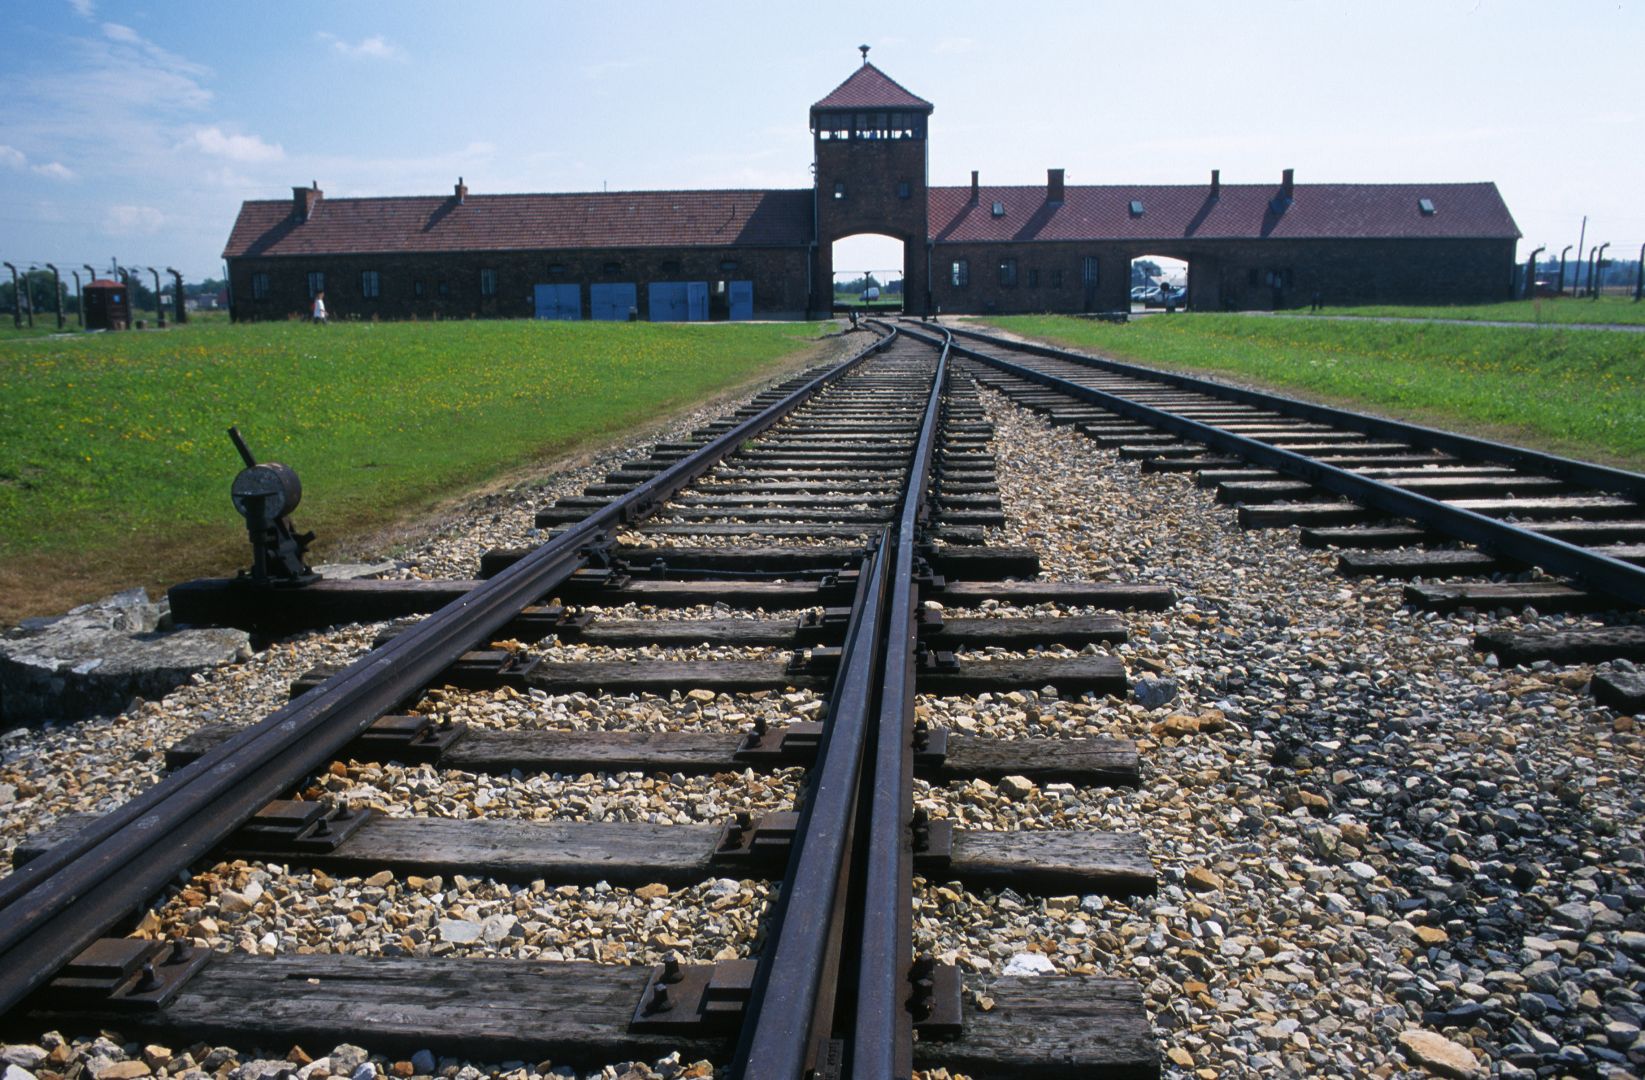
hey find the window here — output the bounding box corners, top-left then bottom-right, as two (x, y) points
(480, 268), (497, 297)
(306, 271), (325, 298)
(1418, 197), (1436, 216)
(1050, 269), (1063, 288)
(1027, 268), (1040, 288)
(991, 200), (1005, 218)
(436, 278), (449, 297)
(360, 270), (380, 299)
(414, 279), (426, 298)
(998, 258), (1018, 287)
(1082, 257), (1099, 287)
(251, 273), (270, 300)
(1129, 200), (1145, 216)
(897, 181), (911, 200)
(950, 259), (969, 288)
(834, 182), (846, 200)
(719, 260), (739, 272)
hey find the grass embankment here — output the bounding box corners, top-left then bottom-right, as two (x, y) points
(0, 319), (829, 623)
(1302, 296), (1645, 326)
(985, 314), (1645, 470)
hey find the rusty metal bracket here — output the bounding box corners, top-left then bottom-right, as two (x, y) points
(912, 719), (949, 769)
(345, 714), (466, 765)
(511, 604), (594, 641)
(794, 606), (853, 645)
(732, 720), (824, 765)
(911, 809), (954, 869)
(785, 646), (841, 675)
(570, 567), (632, 591)
(908, 957), (964, 1038)
(230, 800), (373, 854)
(915, 604), (944, 635)
(919, 646), (961, 674)
(712, 811), (799, 865)
(628, 956), (757, 1034)
(34, 937), (210, 1012)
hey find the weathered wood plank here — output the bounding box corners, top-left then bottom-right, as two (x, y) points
(516, 656), (1129, 697)
(1238, 502), (1378, 529)
(1402, 582), (1613, 614)
(557, 614), (1127, 649)
(1299, 525), (1434, 549)
(21, 955), (1157, 1079)
(165, 725), (1140, 787)
(17, 818), (1155, 897)
(1475, 626), (1645, 665)
(1336, 548), (1507, 578)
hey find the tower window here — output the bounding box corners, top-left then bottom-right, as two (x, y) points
(834, 182), (846, 200)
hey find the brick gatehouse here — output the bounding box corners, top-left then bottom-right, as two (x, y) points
(223, 56), (1519, 322)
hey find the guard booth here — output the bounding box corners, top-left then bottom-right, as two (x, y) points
(82, 279), (131, 330)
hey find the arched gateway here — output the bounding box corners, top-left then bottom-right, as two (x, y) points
(224, 53), (1519, 323)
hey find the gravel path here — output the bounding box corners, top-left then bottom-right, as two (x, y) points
(3, 354), (1642, 1080)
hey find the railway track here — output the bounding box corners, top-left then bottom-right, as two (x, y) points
(1, 325), (1168, 1078)
(940, 323), (1645, 714)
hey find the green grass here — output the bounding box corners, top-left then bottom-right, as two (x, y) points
(1298, 295), (1645, 325)
(984, 313), (1645, 470)
(0, 318), (827, 622)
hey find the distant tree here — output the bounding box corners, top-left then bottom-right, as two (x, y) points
(1130, 259), (1163, 286)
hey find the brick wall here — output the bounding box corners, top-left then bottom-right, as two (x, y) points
(815, 136), (928, 314)
(228, 246), (813, 322)
(930, 238), (1516, 314)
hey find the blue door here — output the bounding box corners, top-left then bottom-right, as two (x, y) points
(649, 282), (686, 321)
(728, 280), (754, 321)
(686, 281), (709, 321)
(533, 283), (581, 320)
(590, 283), (637, 321)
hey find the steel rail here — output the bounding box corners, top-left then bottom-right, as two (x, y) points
(854, 328), (950, 1079)
(732, 323), (944, 1078)
(938, 329), (1645, 608)
(0, 326), (899, 1020)
(945, 323), (1645, 501)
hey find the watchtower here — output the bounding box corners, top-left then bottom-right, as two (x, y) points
(810, 48), (933, 315)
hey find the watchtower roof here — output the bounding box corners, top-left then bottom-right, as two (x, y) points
(812, 62), (932, 113)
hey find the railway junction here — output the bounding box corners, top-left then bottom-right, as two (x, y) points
(2, 316), (1643, 1078)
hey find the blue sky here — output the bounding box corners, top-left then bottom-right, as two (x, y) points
(1, 0), (1640, 282)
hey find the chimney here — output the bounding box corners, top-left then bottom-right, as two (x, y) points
(1210, 169), (1221, 199)
(1281, 168), (1295, 200)
(292, 181), (322, 222)
(1047, 168), (1065, 204)
(970, 170), (979, 204)
(455, 176), (468, 204)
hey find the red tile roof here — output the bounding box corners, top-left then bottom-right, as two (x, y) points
(811, 62), (932, 112)
(222, 189), (814, 259)
(930, 182), (1520, 243)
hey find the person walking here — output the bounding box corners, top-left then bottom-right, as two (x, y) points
(311, 291), (327, 325)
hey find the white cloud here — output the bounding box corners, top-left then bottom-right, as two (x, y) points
(932, 37), (977, 55)
(66, 0), (94, 17)
(32, 161), (76, 180)
(188, 126), (284, 163)
(0, 145), (26, 170)
(104, 204), (164, 236)
(317, 32), (403, 60)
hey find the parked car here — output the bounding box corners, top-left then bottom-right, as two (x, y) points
(1143, 285), (1186, 310)
(1130, 285), (1154, 303)
(860, 286), (881, 303)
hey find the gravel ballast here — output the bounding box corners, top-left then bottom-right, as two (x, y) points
(2, 352), (1641, 1079)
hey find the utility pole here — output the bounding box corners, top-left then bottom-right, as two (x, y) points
(1574, 215), (1587, 296)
